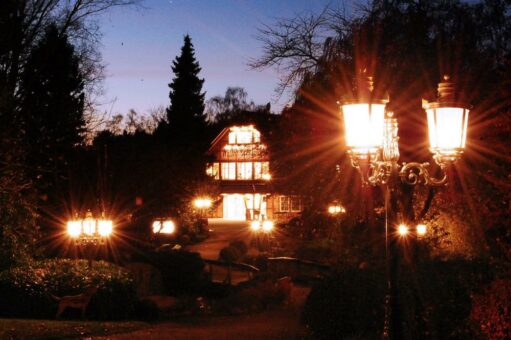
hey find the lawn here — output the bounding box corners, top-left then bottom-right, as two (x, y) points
(0, 319), (148, 339)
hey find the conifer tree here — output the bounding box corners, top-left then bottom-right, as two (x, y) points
(166, 35), (206, 136)
(20, 24), (85, 193)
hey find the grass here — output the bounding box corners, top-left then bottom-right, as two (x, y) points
(0, 319), (148, 339)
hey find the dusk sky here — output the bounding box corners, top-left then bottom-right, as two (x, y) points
(97, 0), (356, 116)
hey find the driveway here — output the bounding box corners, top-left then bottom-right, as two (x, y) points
(187, 219), (250, 260)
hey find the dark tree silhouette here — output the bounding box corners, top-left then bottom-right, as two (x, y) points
(166, 34), (206, 138)
(20, 24), (85, 193)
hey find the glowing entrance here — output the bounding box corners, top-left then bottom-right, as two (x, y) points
(223, 194), (267, 220)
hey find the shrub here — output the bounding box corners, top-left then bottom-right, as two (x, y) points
(147, 249), (206, 295)
(294, 239), (335, 263)
(302, 267), (386, 339)
(470, 278), (511, 339)
(213, 277), (286, 314)
(302, 259), (491, 339)
(0, 259), (137, 320)
(218, 240), (248, 263)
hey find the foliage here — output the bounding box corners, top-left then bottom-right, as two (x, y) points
(0, 139), (39, 271)
(0, 259), (137, 320)
(0, 319), (147, 339)
(302, 267), (386, 339)
(254, 0), (511, 264)
(143, 250), (207, 295)
(470, 278), (511, 339)
(219, 240), (248, 262)
(213, 277), (286, 314)
(20, 24), (85, 193)
(302, 259), (492, 339)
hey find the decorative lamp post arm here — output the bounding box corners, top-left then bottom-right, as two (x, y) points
(399, 162), (447, 186)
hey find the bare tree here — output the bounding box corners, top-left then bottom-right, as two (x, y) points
(0, 0), (142, 124)
(249, 5), (352, 94)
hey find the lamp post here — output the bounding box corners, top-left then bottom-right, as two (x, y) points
(340, 73), (469, 339)
(67, 210), (113, 269)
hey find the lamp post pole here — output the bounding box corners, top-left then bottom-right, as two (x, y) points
(340, 73), (469, 339)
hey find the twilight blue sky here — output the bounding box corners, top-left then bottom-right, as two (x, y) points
(97, 0), (356, 116)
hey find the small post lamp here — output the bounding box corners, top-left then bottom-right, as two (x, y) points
(397, 224), (409, 237)
(152, 218), (176, 235)
(67, 210), (113, 269)
(416, 224), (427, 236)
(250, 220), (274, 233)
(194, 197), (212, 218)
(67, 210), (113, 244)
(328, 203), (346, 215)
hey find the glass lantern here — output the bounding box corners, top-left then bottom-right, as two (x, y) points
(423, 75), (469, 165)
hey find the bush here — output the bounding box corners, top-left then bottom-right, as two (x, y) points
(302, 259), (491, 339)
(218, 240), (248, 262)
(213, 277), (286, 314)
(147, 249), (206, 295)
(0, 259), (137, 320)
(302, 267), (386, 339)
(470, 278), (511, 339)
(294, 239), (335, 263)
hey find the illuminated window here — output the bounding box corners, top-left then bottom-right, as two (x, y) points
(279, 196), (302, 212)
(254, 161), (270, 179)
(279, 196), (290, 212)
(206, 163), (220, 179)
(227, 126), (261, 144)
(228, 132), (236, 144)
(237, 162), (253, 180)
(253, 130), (261, 143)
(254, 162), (262, 179)
(221, 162), (236, 180)
(237, 131), (252, 143)
(261, 162), (269, 177)
(291, 197), (301, 211)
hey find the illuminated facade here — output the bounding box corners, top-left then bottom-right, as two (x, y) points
(207, 125), (302, 221)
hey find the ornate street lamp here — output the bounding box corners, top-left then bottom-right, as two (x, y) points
(67, 210), (113, 269)
(340, 73), (469, 339)
(341, 74), (468, 187)
(67, 210), (113, 244)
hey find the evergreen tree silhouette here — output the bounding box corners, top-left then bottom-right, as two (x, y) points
(167, 34), (206, 140)
(19, 24), (85, 193)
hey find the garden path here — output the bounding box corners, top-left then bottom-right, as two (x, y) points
(91, 308), (306, 339)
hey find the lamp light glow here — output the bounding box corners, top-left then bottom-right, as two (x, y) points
(250, 220), (261, 232)
(423, 75), (469, 164)
(67, 221), (82, 237)
(194, 198), (212, 209)
(342, 103), (386, 153)
(416, 224), (427, 236)
(82, 216), (96, 236)
(262, 220), (274, 233)
(152, 221), (162, 233)
(66, 211), (113, 241)
(328, 204), (346, 215)
(398, 224), (409, 236)
(160, 220), (176, 234)
(98, 220), (113, 237)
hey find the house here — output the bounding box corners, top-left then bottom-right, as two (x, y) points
(206, 125), (302, 221)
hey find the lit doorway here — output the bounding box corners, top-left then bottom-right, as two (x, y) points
(222, 194), (267, 220)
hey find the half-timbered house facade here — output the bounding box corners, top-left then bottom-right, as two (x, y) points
(206, 125), (302, 221)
